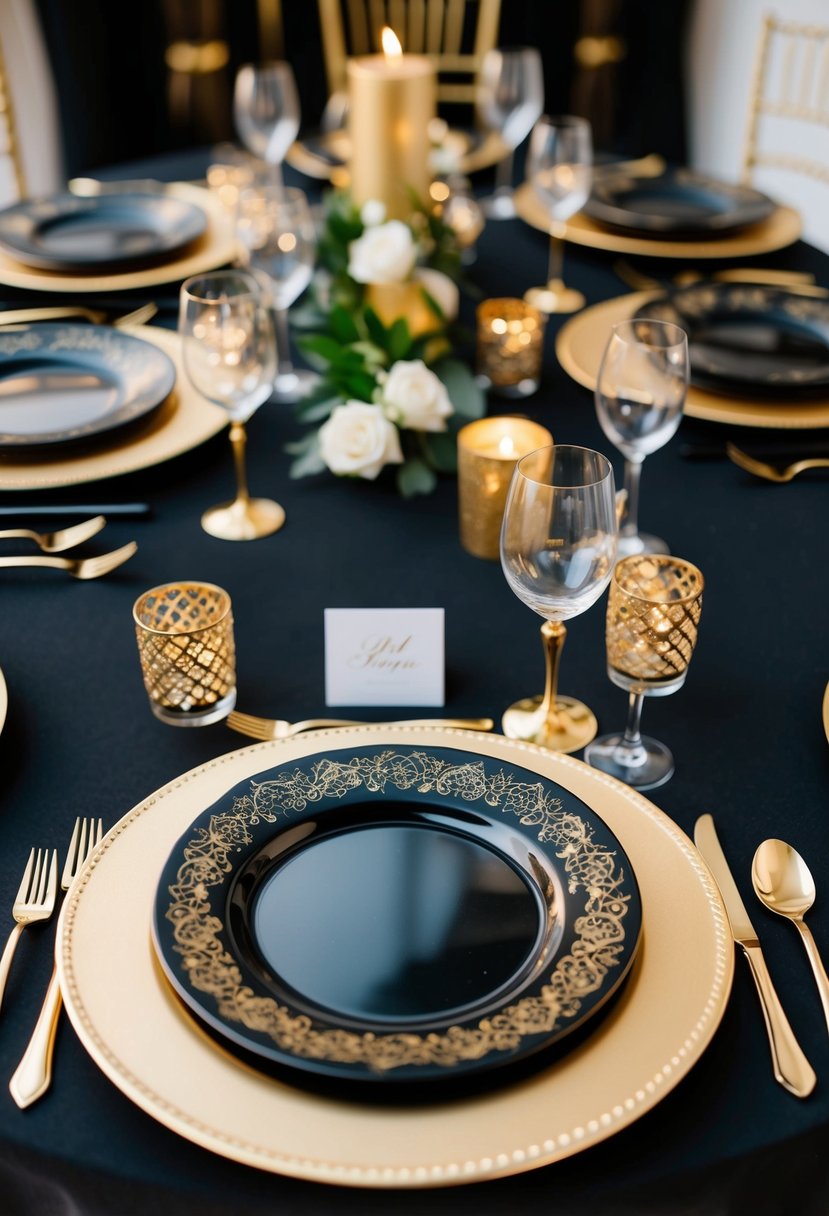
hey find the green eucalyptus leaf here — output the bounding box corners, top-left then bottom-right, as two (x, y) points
(396, 457), (437, 498)
(388, 317), (413, 362)
(328, 306), (360, 344)
(422, 430), (457, 473)
(434, 358), (486, 419)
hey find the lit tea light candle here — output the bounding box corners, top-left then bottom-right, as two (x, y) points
(347, 26), (436, 219)
(457, 416), (553, 560)
(476, 298), (546, 398)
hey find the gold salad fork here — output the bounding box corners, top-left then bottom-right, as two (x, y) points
(0, 541), (137, 579)
(226, 710), (495, 742)
(0, 515), (105, 554)
(10, 817), (103, 1109)
(726, 442), (829, 483)
(0, 301), (158, 329)
(0, 849), (58, 1014)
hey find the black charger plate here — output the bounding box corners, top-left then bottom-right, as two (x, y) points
(584, 168), (775, 239)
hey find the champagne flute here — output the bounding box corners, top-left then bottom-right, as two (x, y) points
(585, 555), (704, 789)
(595, 318), (689, 557)
(233, 62), (300, 192)
(500, 444), (617, 753)
(524, 115), (592, 314)
(236, 185), (318, 404)
(476, 47), (544, 220)
(179, 270), (284, 541)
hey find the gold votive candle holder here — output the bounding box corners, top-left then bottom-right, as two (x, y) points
(476, 298), (546, 398)
(457, 417), (553, 560)
(607, 556), (704, 693)
(206, 161), (256, 213)
(133, 581), (237, 726)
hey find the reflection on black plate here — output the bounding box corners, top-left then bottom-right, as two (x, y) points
(0, 192), (207, 271)
(153, 745), (641, 1085)
(583, 168), (774, 238)
(0, 324), (176, 448)
(637, 284), (829, 396)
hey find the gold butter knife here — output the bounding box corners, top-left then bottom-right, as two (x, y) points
(694, 814), (816, 1098)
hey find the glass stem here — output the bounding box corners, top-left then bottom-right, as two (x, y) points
(273, 306), (294, 376)
(494, 150), (514, 198)
(270, 159), (285, 196)
(546, 228), (565, 288)
(539, 620), (567, 734)
(614, 691), (649, 769)
(229, 421), (251, 504)
(622, 458), (643, 540)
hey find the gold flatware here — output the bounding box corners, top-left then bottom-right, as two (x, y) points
(0, 301), (158, 329)
(0, 541), (137, 580)
(694, 814), (816, 1097)
(594, 153), (666, 180)
(226, 710), (495, 742)
(674, 268), (827, 296)
(0, 515), (105, 553)
(726, 442), (829, 483)
(612, 260), (662, 292)
(823, 681), (829, 745)
(0, 849), (58, 1015)
(9, 817), (103, 1109)
(67, 176), (169, 196)
(752, 839), (829, 1035)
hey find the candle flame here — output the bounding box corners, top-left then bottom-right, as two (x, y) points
(499, 435), (516, 457)
(381, 26), (402, 57)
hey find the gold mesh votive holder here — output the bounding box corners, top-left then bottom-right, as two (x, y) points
(476, 298), (546, 398)
(607, 555), (704, 694)
(133, 581), (237, 727)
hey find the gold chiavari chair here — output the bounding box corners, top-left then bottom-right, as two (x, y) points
(0, 0), (63, 206)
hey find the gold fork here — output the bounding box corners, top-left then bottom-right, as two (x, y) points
(226, 710), (495, 742)
(0, 515), (105, 554)
(0, 849), (58, 1014)
(0, 301), (157, 329)
(9, 817), (104, 1109)
(726, 443), (829, 483)
(0, 541), (137, 579)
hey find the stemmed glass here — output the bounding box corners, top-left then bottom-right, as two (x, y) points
(585, 555), (704, 789)
(595, 318), (689, 557)
(236, 185), (318, 404)
(500, 444), (618, 753)
(524, 115), (592, 314)
(179, 270), (284, 541)
(476, 47), (544, 219)
(233, 62), (300, 193)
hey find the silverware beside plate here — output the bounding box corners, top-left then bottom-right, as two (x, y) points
(226, 711), (495, 741)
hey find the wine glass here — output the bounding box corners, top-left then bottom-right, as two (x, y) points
(595, 317), (689, 557)
(476, 47), (544, 220)
(585, 554), (704, 789)
(179, 270), (284, 541)
(233, 62), (300, 192)
(236, 185), (318, 404)
(500, 444), (618, 753)
(524, 115), (592, 314)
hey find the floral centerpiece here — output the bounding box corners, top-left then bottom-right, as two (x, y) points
(286, 190), (485, 496)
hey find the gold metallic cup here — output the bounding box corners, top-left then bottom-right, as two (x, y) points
(607, 555), (704, 691)
(476, 299), (546, 398)
(133, 582), (237, 727)
(457, 417), (553, 560)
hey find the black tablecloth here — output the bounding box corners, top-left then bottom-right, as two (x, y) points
(0, 150), (827, 1216)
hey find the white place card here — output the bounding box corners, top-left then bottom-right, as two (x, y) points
(324, 608), (445, 707)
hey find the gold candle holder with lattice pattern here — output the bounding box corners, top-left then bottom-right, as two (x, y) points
(133, 582), (237, 727)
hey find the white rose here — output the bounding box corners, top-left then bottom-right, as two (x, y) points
(347, 220), (416, 284)
(360, 199), (386, 227)
(318, 401), (404, 480)
(379, 359), (453, 432)
(414, 267), (459, 322)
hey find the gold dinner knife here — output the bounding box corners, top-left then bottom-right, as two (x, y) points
(694, 814), (816, 1098)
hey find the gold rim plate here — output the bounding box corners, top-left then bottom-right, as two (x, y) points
(514, 181), (801, 260)
(58, 726), (733, 1189)
(0, 667), (6, 735)
(556, 291), (829, 429)
(286, 129), (509, 185)
(0, 184), (237, 293)
(823, 682), (829, 745)
(0, 325), (227, 489)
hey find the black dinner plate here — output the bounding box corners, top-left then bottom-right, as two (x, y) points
(152, 744), (642, 1087)
(0, 192), (207, 272)
(637, 283), (829, 396)
(0, 324), (176, 448)
(583, 167), (775, 238)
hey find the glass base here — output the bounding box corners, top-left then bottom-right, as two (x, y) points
(475, 373), (540, 399)
(481, 192), (517, 220)
(270, 368), (320, 404)
(150, 687), (237, 728)
(617, 531), (670, 559)
(201, 497), (285, 541)
(501, 694), (598, 754)
(584, 732), (674, 790)
(523, 284), (585, 314)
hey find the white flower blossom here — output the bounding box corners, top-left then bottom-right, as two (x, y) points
(360, 199), (387, 227)
(379, 360), (453, 432)
(318, 401), (404, 479)
(413, 267), (459, 322)
(347, 220), (417, 285)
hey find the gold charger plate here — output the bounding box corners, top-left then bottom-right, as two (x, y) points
(286, 128), (508, 185)
(0, 184), (237, 293)
(0, 667), (6, 735)
(514, 181), (801, 260)
(58, 726), (732, 1189)
(0, 325), (227, 489)
(556, 291), (829, 429)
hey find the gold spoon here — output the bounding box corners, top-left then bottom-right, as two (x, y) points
(752, 838), (829, 1034)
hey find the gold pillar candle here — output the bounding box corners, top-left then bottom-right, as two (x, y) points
(347, 28), (436, 220)
(457, 417), (553, 560)
(476, 298), (546, 398)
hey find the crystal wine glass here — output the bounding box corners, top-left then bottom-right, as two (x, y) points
(524, 115), (592, 314)
(595, 317), (689, 557)
(233, 62), (300, 192)
(179, 270), (284, 541)
(476, 47), (544, 220)
(585, 554), (704, 789)
(500, 444), (618, 753)
(236, 184), (318, 404)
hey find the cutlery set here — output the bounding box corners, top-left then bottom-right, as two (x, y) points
(0, 515), (137, 579)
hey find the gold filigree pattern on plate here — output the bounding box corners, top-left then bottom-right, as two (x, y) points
(164, 749), (633, 1071)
